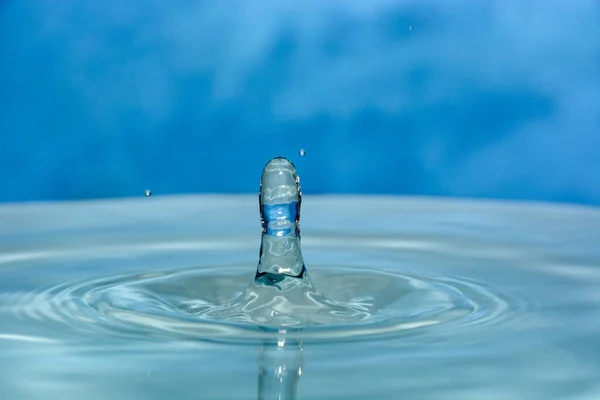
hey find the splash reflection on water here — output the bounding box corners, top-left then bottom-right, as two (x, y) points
(0, 195), (599, 399)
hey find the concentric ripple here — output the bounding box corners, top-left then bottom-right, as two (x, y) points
(0, 158), (537, 345)
(0, 253), (519, 344)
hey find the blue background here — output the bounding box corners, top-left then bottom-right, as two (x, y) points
(1, 1), (599, 204)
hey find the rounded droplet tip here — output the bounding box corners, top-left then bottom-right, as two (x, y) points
(265, 156), (296, 169)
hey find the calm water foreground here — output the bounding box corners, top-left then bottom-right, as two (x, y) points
(0, 195), (599, 399)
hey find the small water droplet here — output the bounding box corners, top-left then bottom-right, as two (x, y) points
(144, 189), (152, 197)
(299, 149), (306, 157)
(409, 25), (413, 32)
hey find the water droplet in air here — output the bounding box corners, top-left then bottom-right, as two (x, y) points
(144, 189), (152, 197)
(409, 25), (413, 32)
(299, 149), (306, 157)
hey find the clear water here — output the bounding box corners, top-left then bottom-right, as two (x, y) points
(1, 192), (600, 399)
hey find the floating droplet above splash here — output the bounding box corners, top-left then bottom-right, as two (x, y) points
(299, 148), (306, 157)
(144, 189), (152, 197)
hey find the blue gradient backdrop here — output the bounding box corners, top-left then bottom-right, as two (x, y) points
(1, 1), (599, 204)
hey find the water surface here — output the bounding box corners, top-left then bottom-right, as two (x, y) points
(1, 195), (599, 399)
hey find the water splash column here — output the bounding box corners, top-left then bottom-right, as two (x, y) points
(255, 158), (307, 288)
(203, 156), (367, 327)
